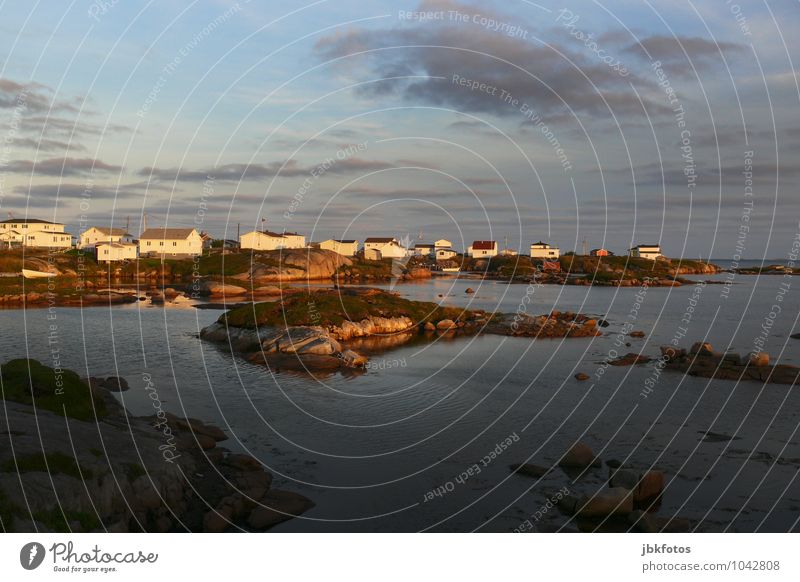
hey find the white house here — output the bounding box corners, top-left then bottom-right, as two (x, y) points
(434, 239), (452, 249)
(79, 226), (134, 249)
(364, 237), (408, 259)
(530, 241), (560, 259)
(139, 228), (203, 258)
(240, 230), (306, 251)
(319, 239), (359, 256)
(468, 240), (498, 258)
(414, 243), (435, 256)
(629, 244), (663, 260)
(96, 242), (138, 262)
(0, 218), (72, 249)
(435, 248), (457, 260)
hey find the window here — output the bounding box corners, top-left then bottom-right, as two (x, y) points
(173, 241), (177, 246)
(146, 241), (151, 246)
(22, 224), (27, 229)
(159, 241), (164, 246)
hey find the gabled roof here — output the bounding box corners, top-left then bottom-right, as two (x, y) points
(415, 243), (434, 248)
(365, 237), (396, 243)
(332, 239), (357, 244)
(531, 241), (549, 246)
(0, 218), (60, 224)
(96, 241), (137, 248)
(139, 228), (197, 239)
(633, 244), (661, 249)
(471, 240), (496, 250)
(87, 226), (131, 236)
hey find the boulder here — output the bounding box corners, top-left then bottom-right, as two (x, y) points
(465, 287), (475, 294)
(575, 487), (633, 518)
(629, 331), (646, 338)
(100, 376), (129, 392)
(609, 468), (639, 490)
(635, 470), (664, 504)
(203, 506), (233, 533)
(690, 342), (714, 356)
(559, 442), (601, 469)
(575, 373), (590, 381)
(436, 319), (456, 331)
(195, 280), (247, 297)
(340, 350), (368, 367)
(509, 463), (551, 478)
(748, 351), (769, 367)
(610, 353), (651, 366)
(247, 490), (314, 530)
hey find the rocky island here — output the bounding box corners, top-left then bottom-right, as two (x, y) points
(0, 359), (313, 532)
(199, 287), (603, 372)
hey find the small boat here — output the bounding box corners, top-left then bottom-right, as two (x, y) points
(441, 267), (460, 273)
(22, 269), (56, 279)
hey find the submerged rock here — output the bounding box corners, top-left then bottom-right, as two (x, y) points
(559, 442), (601, 469)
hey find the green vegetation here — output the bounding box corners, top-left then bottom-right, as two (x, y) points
(220, 288), (472, 328)
(0, 359), (107, 421)
(2, 451), (92, 480)
(338, 257), (394, 279)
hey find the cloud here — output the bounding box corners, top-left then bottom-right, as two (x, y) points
(622, 35), (745, 77)
(3, 157), (122, 176)
(314, 1), (667, 120)
(138, 157), (438, 183)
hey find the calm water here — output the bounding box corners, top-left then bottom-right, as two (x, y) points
(1, 273), (799, 532)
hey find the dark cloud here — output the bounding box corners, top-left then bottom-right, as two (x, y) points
(12, 137), (87, 153)
(3, 157), (122, 176)
(315, 2), (667, 120)
(138, 157), (437, 183)
(622, 35), (745, 77)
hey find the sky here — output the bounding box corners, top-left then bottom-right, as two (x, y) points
(1, 0), (799, 258)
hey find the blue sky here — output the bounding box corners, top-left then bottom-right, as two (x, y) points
(1, 0), (799, 258)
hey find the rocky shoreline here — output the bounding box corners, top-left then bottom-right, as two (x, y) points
(0, 359), (313, 532)
(199, 288), (604, 372)
(660, 342), (800, 385)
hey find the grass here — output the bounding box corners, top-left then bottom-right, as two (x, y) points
(220, 288), (473, 328)
(2, 451), (93, 480)
(0, 359), (107, 421)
